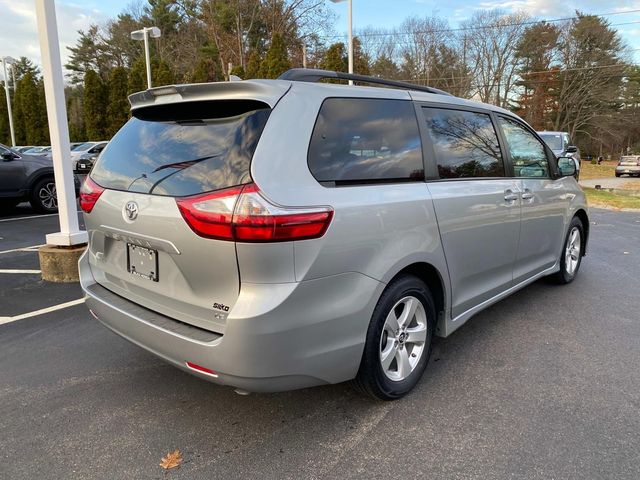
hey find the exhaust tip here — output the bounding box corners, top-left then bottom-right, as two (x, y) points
(234, 388), (251, 396)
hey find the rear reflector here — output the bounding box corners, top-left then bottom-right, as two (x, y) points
(79, 176), (105, 213)
(186, 362), (218, 377)
(176, 183), (333, 242)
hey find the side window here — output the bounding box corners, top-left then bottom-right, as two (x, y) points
(498, 117), (549, 178)
(422, 108), (505, 179)
(308, 98), (424, 185)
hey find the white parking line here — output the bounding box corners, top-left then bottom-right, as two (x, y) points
(0, 244), (45, 255)
(0, 211), (82, 223)
(0, 213), (58, 222)
(0, 298), (85, 325)
(0, 269), (41, 274)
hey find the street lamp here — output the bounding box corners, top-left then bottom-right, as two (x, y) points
(330, 0), (353, 84)
(1, 56), (16, 147)
(131, 27), (161, 89)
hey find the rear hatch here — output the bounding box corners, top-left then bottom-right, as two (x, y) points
(82, 81), (289, 333)
(619, 156), (640, 166)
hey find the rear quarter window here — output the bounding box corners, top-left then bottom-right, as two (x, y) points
(90, 101), (270, 197)
(308, 98), (424, 186)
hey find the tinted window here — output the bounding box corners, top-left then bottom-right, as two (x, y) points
(422, 108), (504, 179)
(90, 106), (270, 196)
(539, 133), (563, 151)
(308, 98), (424, 185)
(498, 117), (549, 178)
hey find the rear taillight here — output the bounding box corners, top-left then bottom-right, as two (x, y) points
(176, 183), (333, 242)
(79, 176), (105, 213)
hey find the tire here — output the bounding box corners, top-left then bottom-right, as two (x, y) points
(615, 173), (621, 177)
(29, 177), (58, 213)
(354, 274), (435, 400)
(551, 217), (584, 284)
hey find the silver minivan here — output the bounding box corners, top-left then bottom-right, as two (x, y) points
(79, 69), (588, 400)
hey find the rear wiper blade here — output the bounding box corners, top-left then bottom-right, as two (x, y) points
(151, 155), (221, 173)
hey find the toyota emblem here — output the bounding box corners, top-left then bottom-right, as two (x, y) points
(124, 201), (139, 221)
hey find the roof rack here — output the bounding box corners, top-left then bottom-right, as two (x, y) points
(278, 68), (453, 96)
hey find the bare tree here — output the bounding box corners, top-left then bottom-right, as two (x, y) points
(462, 10), (530, 107)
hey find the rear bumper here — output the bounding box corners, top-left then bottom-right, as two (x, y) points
(79, 251), (384, 392)
(616, 166), (640, 174)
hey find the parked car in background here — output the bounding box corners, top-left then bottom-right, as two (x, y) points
(70, 141), (108, 171)
(14, 146), (35, 153)
(538, 131), (581, 164)
(74, 151), (99, 174)
(70, 142), (84, 150)
(615, 156), (640, 177)
(79, 69), (588, 400)
(23, 146), (49, 155)
(0, 143), (80, 213)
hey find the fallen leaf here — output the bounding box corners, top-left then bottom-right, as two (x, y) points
(160, 449), (183, 470)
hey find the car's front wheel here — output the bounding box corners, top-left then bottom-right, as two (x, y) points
(354, 274), (435, 400)
(30, 177), (58, 213)
(552, 216), (584, 284)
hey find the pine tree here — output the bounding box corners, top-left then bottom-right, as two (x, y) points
(12, 72), (48, 145)
(320, 43), (347, 72)
(353, 37), (370, 75)
(83, 69), (108, 140)
(0, 81), (9, 145)
(245, 50), (262, 79)
(128, 58), (147, 95)
(154, 59), (174, 86)
(106, 66), (129, 138)
(259, 34), (290, 79)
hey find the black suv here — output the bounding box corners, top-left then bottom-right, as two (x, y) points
(0, 143), (79, 213)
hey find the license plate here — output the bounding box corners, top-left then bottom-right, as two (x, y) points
(78, 163), (88, 169)
(127, 244), (158, 281)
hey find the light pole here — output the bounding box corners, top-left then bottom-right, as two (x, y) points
(1, 56), (16, 147)
(131, 27), (161, 89)
(35, 0), (87, 247)
(330, 0), (353, 84)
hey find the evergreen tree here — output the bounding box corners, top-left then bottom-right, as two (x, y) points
(13, 72), (49, 145)
(245, 50), (262, 79)
(230, 65), (245, 79)
(154, 59), (174, 86)
(106, 66), (129, 138)
(353, 37), (370, 75)
(128, 58), (147, 95)
(0, 82), (9, 145)
(83, 69), (108, 140)
(259, 34), (290, 79)
(320, 43), (347, 72)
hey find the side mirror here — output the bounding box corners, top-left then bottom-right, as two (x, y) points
(1, 152), (17, 161)
(566, 145), (578, 154)
(557, 157), (576, 177)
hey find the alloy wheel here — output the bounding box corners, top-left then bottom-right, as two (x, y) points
(379, 295), (428, 382)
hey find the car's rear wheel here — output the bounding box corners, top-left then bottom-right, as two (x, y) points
(354, 274), (435, 400)
(552, 217), (584, 284)
(30, 178), (58, 213)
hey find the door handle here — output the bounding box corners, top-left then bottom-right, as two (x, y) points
(521, 189), (534, 201)
(504, 190), (519, 202)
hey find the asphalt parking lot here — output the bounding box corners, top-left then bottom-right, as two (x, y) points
(0, 205), (639, 480)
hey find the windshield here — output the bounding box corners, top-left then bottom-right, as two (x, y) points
(24, 147), (44, 154)
(539, 134), (563, 151)
(90, 105), (271, 197)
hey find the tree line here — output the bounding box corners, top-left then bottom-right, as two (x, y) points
(0, 0), (637, 158)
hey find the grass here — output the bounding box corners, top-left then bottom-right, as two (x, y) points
(583, 187), (640, 210)
(579, 161), (618, 180)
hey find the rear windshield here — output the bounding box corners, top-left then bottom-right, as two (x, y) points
(539, 134), (563, 151)
(90, 103), (270, 196)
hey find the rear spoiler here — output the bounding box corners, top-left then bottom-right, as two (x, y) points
(128, 80), (291, 111)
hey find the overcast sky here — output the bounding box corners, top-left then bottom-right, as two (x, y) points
(2, 0), (640, 78)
